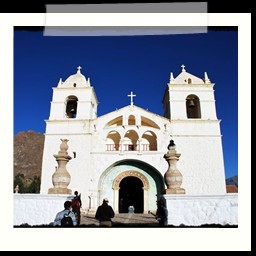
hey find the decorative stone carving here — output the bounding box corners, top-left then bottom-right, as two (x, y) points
(48, 139), (72, 194)
(59, 138), (69, 154)
(163, 140), (185, 194)
(113, 170), (149, 190)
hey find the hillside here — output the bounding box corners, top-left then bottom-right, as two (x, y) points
(14, 130), (45, 180)
(226, 175), (238, 187)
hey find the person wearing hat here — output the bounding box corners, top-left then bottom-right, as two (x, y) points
(95, 198), (115, 227)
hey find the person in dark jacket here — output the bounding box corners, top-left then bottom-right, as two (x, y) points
(95, 198), (115, 227)
(156, 200), (168, 227)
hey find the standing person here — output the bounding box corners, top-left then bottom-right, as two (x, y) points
(53, 200), (77, 227)
(155, 200), (168, 227)
(72, 191), (82, 225)
(95, 198), (115, 227)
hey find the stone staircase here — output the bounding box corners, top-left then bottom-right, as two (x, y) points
(80, 213), (160, 227)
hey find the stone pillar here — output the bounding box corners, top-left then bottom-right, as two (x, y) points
(48, 139), (72, 194)
(120, 139), (124, 154)
(88, 192), (97, 213)
(138, 139), (143, 154)
(136, 114), (141, 126)
(163, 140), (185, 194)
(113, 189), (119, 212)
(143, 188), (149, 213)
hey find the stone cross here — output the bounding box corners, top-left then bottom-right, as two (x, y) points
(181, 64), (186, 72)
(128, 91), (136, 106)
(77, 66), (82, 73)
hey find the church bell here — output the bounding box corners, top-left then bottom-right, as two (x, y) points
(188, 100), (195, 108)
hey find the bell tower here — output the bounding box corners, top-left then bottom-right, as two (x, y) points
(162, 65), (226, 195)
(49, 66), (98, 121)
(40, 66), (98, 194)
(162, 64), (217, 120)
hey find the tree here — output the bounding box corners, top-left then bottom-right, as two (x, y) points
(14, 173), (25, 193)
(28, 176), (41, 193)
(13, 173), (41, 193)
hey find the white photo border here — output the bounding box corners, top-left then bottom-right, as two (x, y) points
(0, 12), (251, 251)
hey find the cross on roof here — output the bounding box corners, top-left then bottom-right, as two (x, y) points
(128, 91), (136, 106)
(77, 66), (82, 73)
(181, 64), (186, 72)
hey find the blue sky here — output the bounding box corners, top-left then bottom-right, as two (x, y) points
(14, 28), (238, 179)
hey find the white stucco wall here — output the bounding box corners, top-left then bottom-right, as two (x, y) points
(172, 136), (226, 194)
(13, 194), (74, 226)
(164, 194), (238, 226)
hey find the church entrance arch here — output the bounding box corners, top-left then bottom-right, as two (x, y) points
(113, 170), (149, 213)
(98, 160), (164, 214)
(119, 177), (143, 213)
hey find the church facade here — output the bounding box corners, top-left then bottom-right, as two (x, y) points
(40, 65), (227, 215)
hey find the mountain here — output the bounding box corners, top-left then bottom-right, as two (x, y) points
(226, 175), (238, 187)
(14, 130), (45, 181)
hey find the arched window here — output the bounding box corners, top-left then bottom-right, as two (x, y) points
(106, 131), (121, 151)
(141, 131), (157, 151)
(141, 116), (160, 129)
(105, 116), (123, 128)
(186, 95), (201, 119)
(188, 78), (192, 84)
(123, 130), (139, 151)
(66, 95), (78, 118)
(128, 115), (136, 125)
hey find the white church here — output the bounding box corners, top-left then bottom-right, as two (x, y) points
(14, 65), (238, 226)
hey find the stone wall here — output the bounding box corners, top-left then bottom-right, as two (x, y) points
(164, 194), (238, 226)
(13, 194), (74, 226)
(14, 193), (238, 227)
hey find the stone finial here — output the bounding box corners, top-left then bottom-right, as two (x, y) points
(48, 139), (72, 195)
(170, 72), (175, 82)
(167, 139), (176, 150)
(163, 140), (185, 194)
(59, 139), (69, 154)
(204, 72), (211, 83)
(58, 78), (63, 86)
